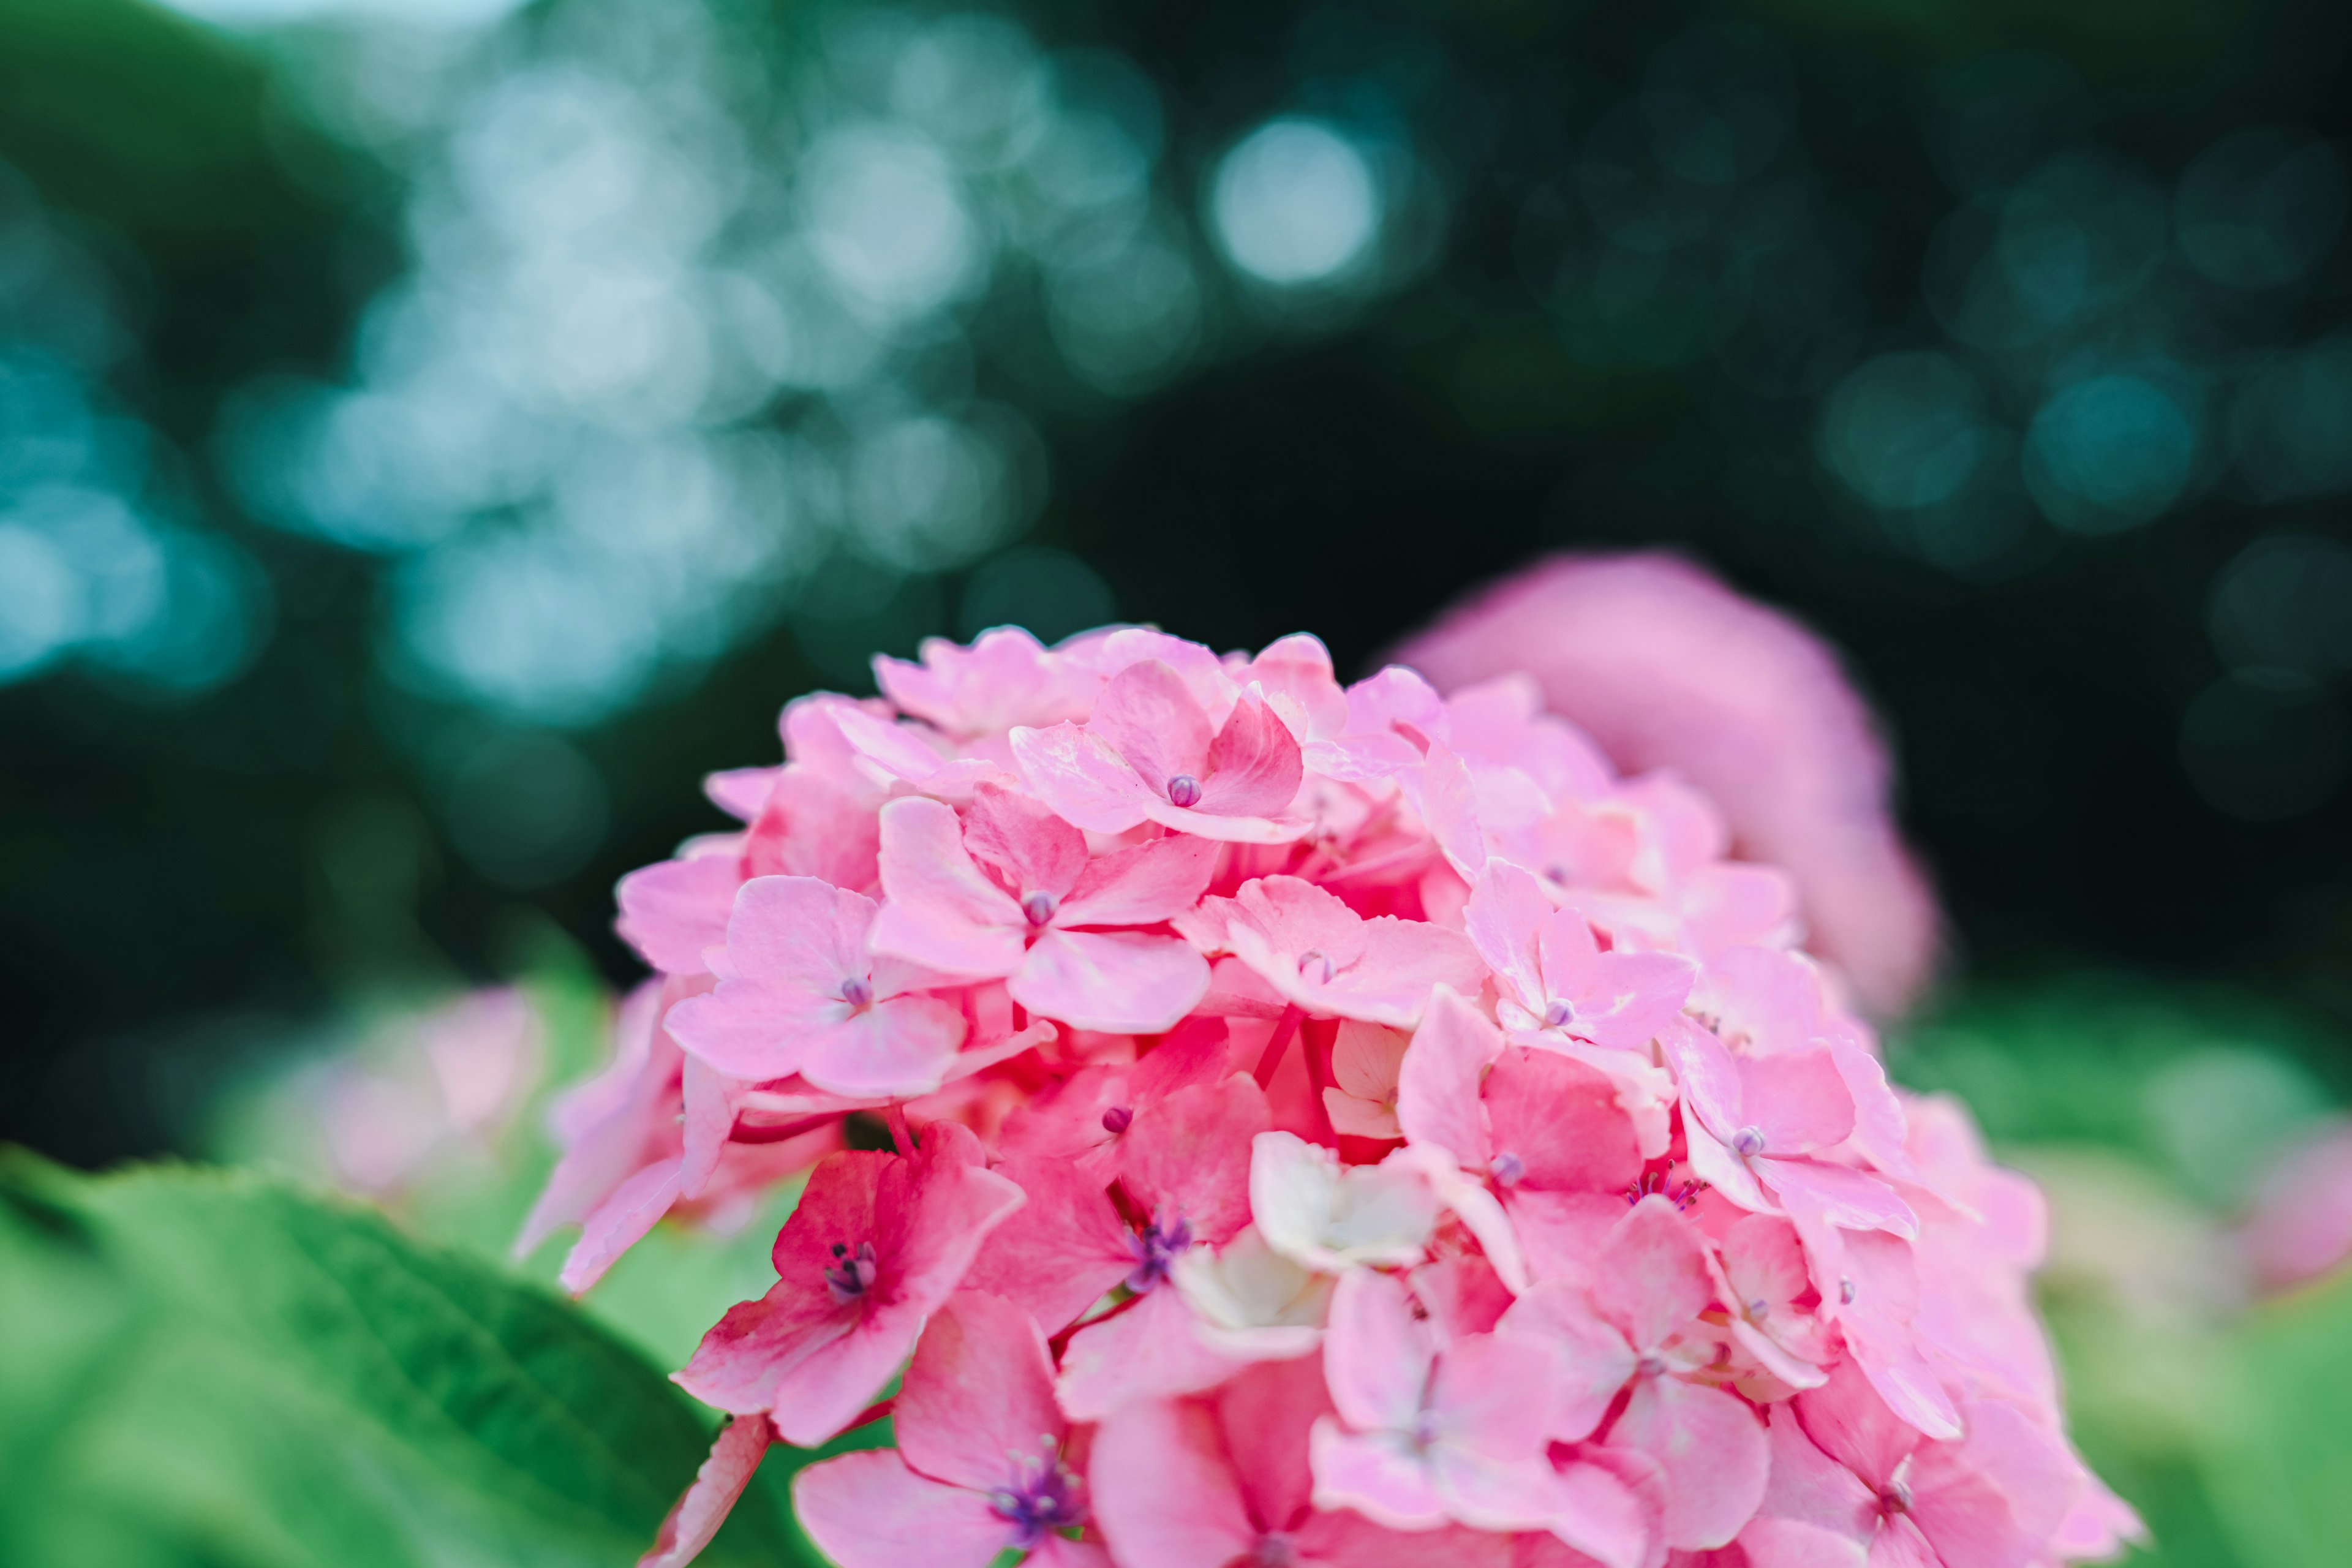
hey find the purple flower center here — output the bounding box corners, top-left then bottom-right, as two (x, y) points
(1296, 948), (1336, 985)
(1166, 774), (1202, 809)
(1022, 890), (1058, 927)
(1100, 1104), (1134, 1134)
(1634, 1352), (1668, 1379)
(1841, 1275), (1858, 1305)
(1542, 998), (1575, 1028)
(1747, 1297), (1771, 1319)
(1251, 1534), (1300, 1568)
(989, 1442), (1085, 1549)
(1625, 1169), (1707, 1210)
(1732, 1125), (1768, 1158)
(1880, 1478), (1914, 1515)
(1490, 1151), (1526, 1188)
(839, 976), (875, 1010)
(823, 1240), (878, 1305)
(1123, 1213), (1194, 1292)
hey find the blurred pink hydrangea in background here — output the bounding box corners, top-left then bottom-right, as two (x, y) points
(510, 554), (2136, 1568)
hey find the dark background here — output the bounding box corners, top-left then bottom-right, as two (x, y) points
(7, 0), (2352, 1166)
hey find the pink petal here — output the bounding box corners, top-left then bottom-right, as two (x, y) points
(1011, 929), (1210, 1034)
(1427, 1443), (1570, 1532)
(560, 1156), (683, 1295)
(1215, 1352), (1335, 1528)
(1120, 1076), (1268, 1246)
(1760, 1159), (1917, 1241)
(679, 1054), (739, 1200)
(1499, 1281), (1638, 1441)
(1403, 745), (1490, 881)
(1737, 1406), (1876, 1568)
(1484, 1047), (1643, 1195)
(1542, 1450), (1662, 1568)
(1308, 1419), (1450, 1531)
(1740, 1050), (1858, 1156)
(1831, 1044), (1922, 1182)
(1090, 659), (1215, 793)
(724, 875), (875, 995)
(1908, 1401), (2080, 1568)
(1563, 949), (1697, 1052)
(1430, 1330), (1562, 1458)
(1089, 1396), (1262, 1568)
(796, 996), (970, 1098)
(1657, 1017), (1744, 1143)
(742, 767), (880, 890)
(1610, 1376), (1769, 1549)
(1324, 1268), (1438, 1435)
(1396, 982), (1501, 1165)
(962, 1155), (1134, 1332)
(1011, 722), (1157, 834)
(962, 781), (1089, 900)
(1198, 687), (1305, 816)
(869, 797), (1027, 977)
(1055, 1283), (1249, 1419)
(1055, 832), (1220, 929)
(829, 703), (959, 786)
(1595, 1197), (1716, 1352)
(895, 1291), (1065, 1492)
(638, 1415), (772, 1568)
(704, 765), (779, 821)
(792, 1450), (1011, 1568)
(1792, 1361), (1920, 1491)
(616, 853), (741, 975)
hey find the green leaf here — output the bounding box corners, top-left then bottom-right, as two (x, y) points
(2202, 1269), (2352, 1568)
(0, 1149), (824, 1568)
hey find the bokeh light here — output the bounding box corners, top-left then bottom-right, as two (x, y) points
(1209, 118), (1381, 286)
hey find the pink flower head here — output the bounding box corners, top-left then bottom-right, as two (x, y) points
(1739, 1364), (2079, 1568)
(675, 1120), (1022, 1446)
(1466, 860), (1695, 1051)
(1184, 875), (1485, 1028)
(794, 1291), (1105, 1568)
(1395, 552), (1941, 1016)
(870, 789), (1215, 1033)
(1502, 1197), (1770, 1551)
(1091, 1354), (1509, 1568)
(1013, 660), (1311, 842)
(1310, 1268), (1569, 1535)
(2241, 1117), (2352, 1294)
(876, 627), (1096, 737)
(665, 875), (971, 1098)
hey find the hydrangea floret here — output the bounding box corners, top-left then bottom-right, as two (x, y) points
(530, 609), (2139, 1568)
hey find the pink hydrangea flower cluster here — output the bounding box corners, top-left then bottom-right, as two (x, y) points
(526, 619), (2139, 1568)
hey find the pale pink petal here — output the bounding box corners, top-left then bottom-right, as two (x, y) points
(1561, 949), (1697, 1052)
(1012, 722), (1157, 834)
(1908, 1401), (2079, 1568)
(616, 853), (741, 975)
(1737, 1409), (1875, 1568)
(725, 875), (873, 994)
(560, 1157), (682, 1295)
(1198, 687), (1305, 816)
(1090, 659), (1215, 792)
(1760, 1159), (1917, 1241)
(829, 703), (959, 786)
(1324, 1267), (1437, 1434)
(792, 1450), (1011, 1568)
(1090, 1396), (1262, 1568)
(1792, 1361), (1919, 1490)
(962, 782), (1090, 900)
(1055, 1283), (1250, 1419)
(663, 979), (827, 1082)
(743, 767), (881, 890)
(1396, 983), (1501, 1165)
(1484, 1047), (1643, 1195)
(1740, 1050), (1858, 1156)
(1428, 1444), (1569, 1531)
(679, 1054), (739, 1200)
(796, 997), (970, 1098)
(1403, 744), (1489, 881)
(1546, 1447), (1667, 1568)
(1611, 1376), (1769, 1550)
(638, 1415), (772, 1568)
(1055, 833), (1220, 928)
(895, 1291), (1066, 1491)
(1308, 1419), (1450, 1531)
(1430, 1330), (1562, 1458)
(1011, 929), (1210, 1034)
(704, 765), (779, 821)
(869, 797), (1027, 976)
(1595, 1197), (1716, 1352)
(1499, 1281), (1637, 1441)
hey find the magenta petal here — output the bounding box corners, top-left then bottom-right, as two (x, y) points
(638, 1415), (771, 1568)
(895, 1291), (1066, 1492)
(1011, 929), (1210, 1034)
(1199, 687), (1305, 817)
(793, 1450), (1012, 1568)
(616, 853), (741, 975)
(1012, 722), (1157, 833)
(1090, 1397), (1262, 1568)
(1611, 1377), (1769, 1550)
